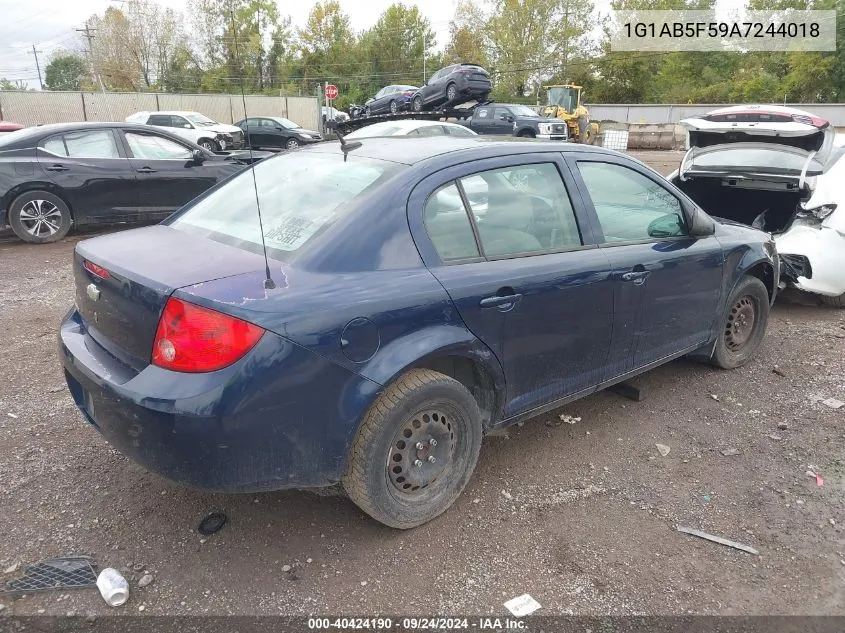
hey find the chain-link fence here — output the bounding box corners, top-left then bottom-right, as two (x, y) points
(0, 91), (320, 131)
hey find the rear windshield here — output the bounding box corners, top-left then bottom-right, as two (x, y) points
(169, 152), (403, 260)
(688, 145), (824, 176)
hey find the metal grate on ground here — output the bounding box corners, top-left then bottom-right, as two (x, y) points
(0, 556), (98, 596)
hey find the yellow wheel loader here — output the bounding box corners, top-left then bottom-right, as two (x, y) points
(541, 84), (599, 144)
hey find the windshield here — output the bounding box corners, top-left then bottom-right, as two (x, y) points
(169, 152), (404, 260)
(509, 105), (539, 117)
(272, 117), (299, 130)
(185, 114), (217, 126)
(547, 87), (578, 113)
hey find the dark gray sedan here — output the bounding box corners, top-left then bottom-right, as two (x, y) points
(235, 117), (323, 151)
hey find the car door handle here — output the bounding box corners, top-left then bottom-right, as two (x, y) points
(45, 164), (69, 172)
(136, 167), (156, 173)
(479, 293), (523, 309)
(621, 271), (650, 285)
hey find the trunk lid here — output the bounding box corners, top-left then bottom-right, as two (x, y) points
(680, 105), (835, 183)
(74, 224), (267, 368)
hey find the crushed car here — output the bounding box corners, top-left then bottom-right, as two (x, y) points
(669, 105), (845, 307)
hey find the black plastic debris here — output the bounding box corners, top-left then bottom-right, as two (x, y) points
(198, 512), (227, 535)
(0, 556), (97, 596)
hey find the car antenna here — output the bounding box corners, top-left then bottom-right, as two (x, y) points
(328, 120), (362, 160)
(229, 8), (275, 290)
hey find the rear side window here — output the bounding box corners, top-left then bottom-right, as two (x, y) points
(464, 164), (581, 257)
(423, 163), (582, 262)
(424, 183), (480, 261)
(170, 153), (404, 260)
(577, 161), (686, 242)
(41, 130), (119, 158)
(147, 115), (172, 127)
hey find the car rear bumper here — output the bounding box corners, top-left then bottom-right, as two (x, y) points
(59, 307), (378, 492)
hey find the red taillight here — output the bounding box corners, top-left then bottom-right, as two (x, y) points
(151, 297), (264, 373)
(83, 260), (110, 280)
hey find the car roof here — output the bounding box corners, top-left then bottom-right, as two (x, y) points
(307, 136), (623, 166)
(0, 121), (195, 150)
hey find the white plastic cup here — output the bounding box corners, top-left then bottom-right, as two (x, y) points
(96, 568), (129, 607)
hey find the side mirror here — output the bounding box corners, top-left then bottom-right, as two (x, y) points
(687, 206), (715, 238)
(183, 124), (191, 129)
(647, 213), (685, 238)
(192, 149), (206, 163)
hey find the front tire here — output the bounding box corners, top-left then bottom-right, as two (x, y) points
(343, 369), (483, 529)
(412, 95), (423, 112)
(446, 83), (457, 102)
(516, 129), (535, 138)
(389, 100), (398, 114)
(285, 138), (300, 150)
(820, 292), (845, 308)
(8, 190), (72, 244)
(710, 276), (770, 369)
(199, 139), (218, 152)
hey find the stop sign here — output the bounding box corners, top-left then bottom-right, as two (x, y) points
(325, 84), (338, 100)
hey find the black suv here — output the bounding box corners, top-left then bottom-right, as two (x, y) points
(411, 64), (491, 112)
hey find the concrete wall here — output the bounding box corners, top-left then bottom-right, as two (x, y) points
(0, 91), (320, 131)
(589, 103), (845, 126)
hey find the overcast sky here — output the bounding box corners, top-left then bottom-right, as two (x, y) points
(0, 0), (463, 88)
(0, 0), (742, 88)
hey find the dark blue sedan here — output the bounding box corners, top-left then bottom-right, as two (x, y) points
(59, 138), (778, 529)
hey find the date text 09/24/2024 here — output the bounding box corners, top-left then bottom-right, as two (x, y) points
(307, 618), (527, 630)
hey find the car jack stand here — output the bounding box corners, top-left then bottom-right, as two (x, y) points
(608, 381), (645, 402)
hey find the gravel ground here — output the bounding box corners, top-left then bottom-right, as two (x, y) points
(0, 151), (844, 617)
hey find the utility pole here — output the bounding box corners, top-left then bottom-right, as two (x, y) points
(76, 21), (113, 118)
(29, 45), (44, 90)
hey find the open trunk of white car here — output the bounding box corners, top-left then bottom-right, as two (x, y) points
(671, 107), (835, 234)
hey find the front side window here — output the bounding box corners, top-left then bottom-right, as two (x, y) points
(446, 125), (475, 137)
(170, 153), (404, 260)
(125, 132), (192, 160)
(416, 125), (447, 137)
(41, 130), (119, 159)
(577, 162), (687, 243)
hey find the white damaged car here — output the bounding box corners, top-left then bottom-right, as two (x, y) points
(669, 105), (845, 307)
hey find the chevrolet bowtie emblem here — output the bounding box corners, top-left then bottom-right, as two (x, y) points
(86, 283), (101, 301)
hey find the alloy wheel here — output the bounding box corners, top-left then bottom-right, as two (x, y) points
(18, 200), (62, 238)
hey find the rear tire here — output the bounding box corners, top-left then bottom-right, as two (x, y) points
(710, 276), (770, 369)
(577, 117), (593, 144)
(820, 292), (845, 308)
(8, 190), (72, 244)
(343, 368), (483, 529)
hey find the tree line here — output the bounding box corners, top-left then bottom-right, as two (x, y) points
(8, 0), (844, 108)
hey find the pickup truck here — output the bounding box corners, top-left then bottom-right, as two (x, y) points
(461, 103), (568, 140)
